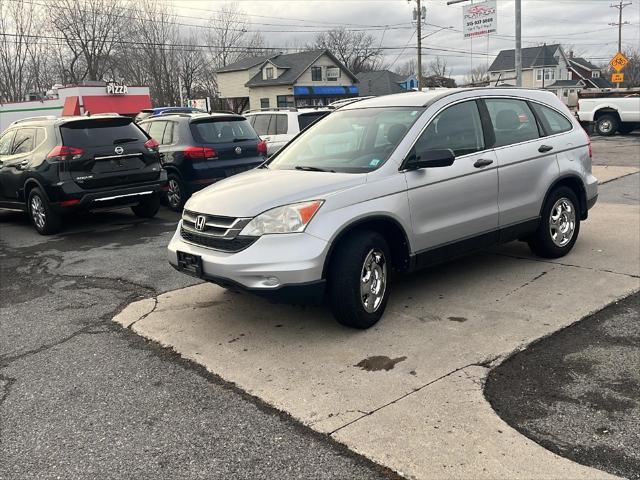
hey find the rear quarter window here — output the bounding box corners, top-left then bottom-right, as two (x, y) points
(60, 118), (147, 147)
(530, 103), (573, 135)
(190, 119), (258, 144)
(298, 112), (329, 131)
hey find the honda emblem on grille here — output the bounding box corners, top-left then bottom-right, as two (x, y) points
(114, 146), (124, 155)
(194, 215), (206, 231)
(234, 146), (242, 155)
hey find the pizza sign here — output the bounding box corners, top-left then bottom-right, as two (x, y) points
(106, 82), (128, 95)
(463, 0), (497, 38)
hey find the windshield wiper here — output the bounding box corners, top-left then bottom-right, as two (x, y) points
(233, 138), (254, 142)
(294, 165), (333, 172)
(113, 137), (140, 144)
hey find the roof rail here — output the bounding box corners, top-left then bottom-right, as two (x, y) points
(242, 107), (298, 114)
(154, 111), (196, 118)
(89, 112), (122, 117)
(10, 115), (57, 125)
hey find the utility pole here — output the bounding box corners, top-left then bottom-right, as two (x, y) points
(515, 0), (522, 87)
(178, 76), (184, 107)
(410, 0), (425, 90)
(609, 0), (631, 88)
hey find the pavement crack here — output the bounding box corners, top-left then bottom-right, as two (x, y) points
(492, 252), (640, 279)
(329, 363), (485, 436)
(126, 296), (159, 329)
(0, 373), (17, 409)
(502, 269), (550, 298)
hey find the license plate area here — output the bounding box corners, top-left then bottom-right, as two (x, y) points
(177, 251), (203, 277)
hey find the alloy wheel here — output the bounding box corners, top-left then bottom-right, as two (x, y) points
(360, 248), (387, 313)
(549, 197), (576, 247)
(167, 179), (181, 208)
(30, 195), (46, 230)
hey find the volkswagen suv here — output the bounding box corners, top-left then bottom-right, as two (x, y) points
(168, 88), (598, 329)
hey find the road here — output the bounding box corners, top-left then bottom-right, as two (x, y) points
(0, 209), (394, 479)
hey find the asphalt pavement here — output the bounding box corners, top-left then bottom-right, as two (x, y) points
(0, 209), (395, 480)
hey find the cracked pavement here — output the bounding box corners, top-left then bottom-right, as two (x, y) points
(0, 209), (395, 480)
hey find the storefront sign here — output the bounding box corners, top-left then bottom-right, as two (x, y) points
(106, 82), (128, 95)
(463, 1), (497, 38)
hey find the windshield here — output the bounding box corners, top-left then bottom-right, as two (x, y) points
(268, 107), (424, 173)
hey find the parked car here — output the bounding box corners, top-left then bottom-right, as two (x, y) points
(135, 107), (204, 123)
(244, 108), (331, 156)
(577, 91), (640, 136)
(168, 88), (598, 329)
(0, 115), (166, 234)
(138, 112), (267, 211)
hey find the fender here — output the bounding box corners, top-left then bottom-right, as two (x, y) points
(542, 174), (588, 219)
(321, 214), (412, 278)
(21, 176), (50, 203)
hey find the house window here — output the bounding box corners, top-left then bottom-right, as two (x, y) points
(537, 69), (543, 81)
(544, 69), (555, 81)
(592, 71), (600, 78)
(311, 66), (322, 81)
(260, 98), (270, 109)
(326, 66), (340, 81)
(265, 67), (274, 79)
(277, 95), (294, 108)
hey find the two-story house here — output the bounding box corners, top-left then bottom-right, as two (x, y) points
(488, 44), (572, 89)
(215, 50), (359, 112)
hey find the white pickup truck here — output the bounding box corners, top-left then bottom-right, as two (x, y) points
(577, 91), (640, 136)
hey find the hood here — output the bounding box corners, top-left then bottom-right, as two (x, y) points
(185, 168), (366, 217)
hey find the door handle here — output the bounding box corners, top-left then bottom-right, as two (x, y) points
(473, 158), (494, 168)
(538, 144), (553, 153)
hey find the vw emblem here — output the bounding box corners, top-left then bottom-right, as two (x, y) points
(114, 146), (124, 155)
(234, 146), (242, 155)
(194, 215), (206, 231)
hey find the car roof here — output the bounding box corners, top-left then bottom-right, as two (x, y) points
(8, 114), (129, 128)
(141, 112), (245, 122)
(243, 107), (330, 115)
(340, 87), (558, 110)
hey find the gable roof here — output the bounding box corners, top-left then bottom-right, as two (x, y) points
(569, 57), (599, 71)
(588, 77), (613, 88)
(215, 55), (275, 73)
(545, 79), (585, 89)
(356, 70), (409, 96)
(489, 44), (561, 72)
(244, 50), (358, 87)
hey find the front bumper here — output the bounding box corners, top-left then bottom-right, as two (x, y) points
(167, 222), (329, 303)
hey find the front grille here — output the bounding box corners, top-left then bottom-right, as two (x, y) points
(182, 210), (251, 239)
(180, 227), (256, 252)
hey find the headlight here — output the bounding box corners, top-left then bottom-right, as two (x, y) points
(240, 200), (323, 236)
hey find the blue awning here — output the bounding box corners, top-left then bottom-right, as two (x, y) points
(294, 85), (359, 96)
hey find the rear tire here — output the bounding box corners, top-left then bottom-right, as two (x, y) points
(595, 114), (619, 136)
(131, 193), (160, 218)
(166, 173), (186, 212)
(28, 187), (62, 235)
(327, 230), (391, 329)
(528, 186), (580, 258)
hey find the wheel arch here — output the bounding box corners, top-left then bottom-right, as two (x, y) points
(543, 175), (588, 220)
(321, 215), (412, 278)
(594, 107), (621, 122)
(22, 177), (50, 203)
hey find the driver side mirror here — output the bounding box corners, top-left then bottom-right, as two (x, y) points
(405, 148), (455, 170)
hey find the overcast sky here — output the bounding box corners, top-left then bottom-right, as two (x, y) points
(170, 0), (640, 81)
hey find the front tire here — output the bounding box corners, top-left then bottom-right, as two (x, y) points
(595, 114), (619, 136)
(528, 186), (580, 258)
(131, 193), (160, 218)
(28, 187), (62, 235)
(327, 230), (391, 329)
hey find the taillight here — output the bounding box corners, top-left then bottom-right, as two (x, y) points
(257, 140), (267, 155)
(144, 138), (160, 151)
(46, 145), (84, 161)
(184, 146), (217, 160)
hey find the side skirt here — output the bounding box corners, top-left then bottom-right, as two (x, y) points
(409, 217), (540, 271)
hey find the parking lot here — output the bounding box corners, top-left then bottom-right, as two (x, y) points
(1, 133), (639, 479)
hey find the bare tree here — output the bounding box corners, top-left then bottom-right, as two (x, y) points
(207, 3), (264, 69)
(0, 0), (42, 101)
(313, 28), (382, 74)
(622, 48), (640, 88)
(396, 58), (417, 77)
(463, 65), (490, 86)
(49, 0), (127, 82)
(427, 56), (451, 77)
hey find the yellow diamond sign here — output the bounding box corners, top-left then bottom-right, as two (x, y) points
(610, 52), (629, 72)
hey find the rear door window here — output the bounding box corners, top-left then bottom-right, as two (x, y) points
(252, 115), (271, 136)
(0, 130), (16, 155)
(190, 119), (258, 144)
(530, 103), (573, 135)
(147, 121), (167, 143)
(12, 128), (36, 155)
(60, 118), (148, 147)
(485, 99), (540, 147)
(161, 122), (175, 145)
(298, 112), (329, 131)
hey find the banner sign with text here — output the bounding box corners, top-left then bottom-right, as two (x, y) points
(463, 1), (497, 38)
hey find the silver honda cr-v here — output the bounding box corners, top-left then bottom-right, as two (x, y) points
(168, 88), (598, 329)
